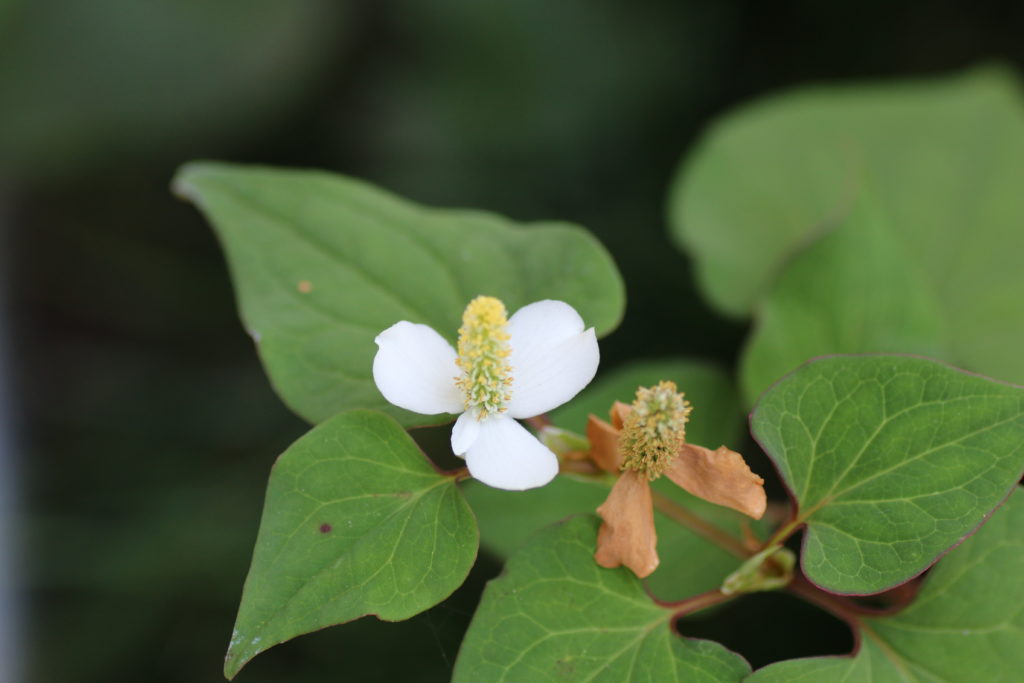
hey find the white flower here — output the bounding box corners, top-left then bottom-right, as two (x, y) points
(373, 296), (600, 490)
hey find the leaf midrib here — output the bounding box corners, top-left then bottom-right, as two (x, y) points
(797, 410), (1020, 525)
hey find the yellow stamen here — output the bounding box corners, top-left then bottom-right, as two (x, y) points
(620, 381), (692, 480)
(455, 296), (513, 418)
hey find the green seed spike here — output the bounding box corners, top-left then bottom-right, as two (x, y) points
(620, 381), (692, 480)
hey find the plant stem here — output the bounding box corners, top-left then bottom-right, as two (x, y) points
(666, 589), (736, 617)
(448, 466), (471, 482)
(785, 573), (872, 626)
(525, 414), (552, 431)
(650, 490), (752, 559)
(763, 518), (802, 550)
(559, 459), (601, 476)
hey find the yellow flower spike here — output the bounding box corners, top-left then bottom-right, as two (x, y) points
(455, 296), (513, 419)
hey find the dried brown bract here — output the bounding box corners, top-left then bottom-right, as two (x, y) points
(590, 382), (766, 578)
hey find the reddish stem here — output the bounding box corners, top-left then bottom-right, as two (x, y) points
(525, 414), (552, 431)
(666, 589), (736, 618)
(650, 490), (752, 560)
(448, 466), (471, 482)
(785, 573), (873, 626)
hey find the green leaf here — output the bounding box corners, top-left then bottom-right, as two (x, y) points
(740, 196), (949, 404)
(670, 67), (1024, 387)
(461, 476), (607, 560)
(746, 487), (1024, 682)
(174, 162), (625, 426)
(225, 410), (478, 679)
(463, 358), (756, 601)
(453, 516), (751, 682)
(751, 355), (1024, 594)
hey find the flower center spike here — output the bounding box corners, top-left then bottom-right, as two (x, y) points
(456, 296), (513, 419)
(620, 381), (692, 480)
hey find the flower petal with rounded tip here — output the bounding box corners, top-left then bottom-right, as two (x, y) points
(372, 321), (464, 415)
(451, 410), (481, 456)
(506, 328), (599, 418)
(464, 416), (559, 491)
(595, 469), (659, 578)
(666, 444), (767, 520)
(507, 299), (585, 355)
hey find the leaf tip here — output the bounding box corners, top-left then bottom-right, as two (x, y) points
(170, 160), (230, 205)
(222, 642), (251, 681)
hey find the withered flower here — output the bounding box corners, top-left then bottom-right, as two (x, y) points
(592, 382), (766, 578)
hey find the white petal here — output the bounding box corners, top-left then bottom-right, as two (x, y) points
(507, 300), (585, 359)
(505, 300), (599, 418)
(372, 321), (464, 415)
(465, 416), (559, 491)
(451, 410), (481, 456)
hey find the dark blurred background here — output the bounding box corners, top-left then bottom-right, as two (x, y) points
(2, 1), (1022, 681)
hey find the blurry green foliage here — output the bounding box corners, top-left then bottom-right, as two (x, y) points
(671, 67), (1024, 400)
(0, 0), (344, 180)
(350, 0), (730, 212)
(739, 198), (948, 404)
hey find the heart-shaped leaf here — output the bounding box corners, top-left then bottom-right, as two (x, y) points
(746, 487), (1024, 681)
(1, 0), (343, 179)
(174, 161), (624, 426)
(453, 516), (751, 682)
(751, 355), (1024, 594)
(225, 410), (478, 678)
